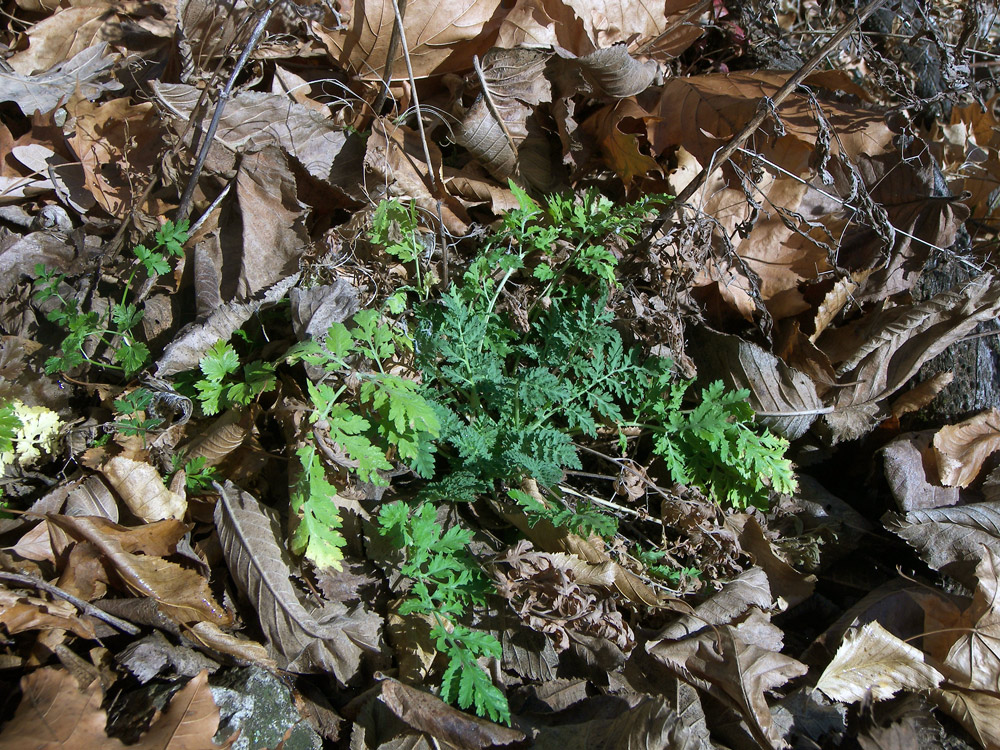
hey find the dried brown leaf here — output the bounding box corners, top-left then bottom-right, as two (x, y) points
(0, 586), (97, 639)
(314, 0), (505, 81)
(102, 456), (186, 522)
(933, 408), (1000, 488)
(582, 99), (661, 186)
(65, 97), (162, 218)
(379, 679), (525, 748)
(0, 669), (125, 750)
(650, 71), (893, 176)
(155, 273), (299, 377)
(570, 45), (659, 98)
(0, 42), (121, 116)
(214, 482), (379, 681)
(943, 548), (1000, 691)
(890, 371), (954, 419)
(816, 621), (944, 703)
(811, 272), (871, 343)
(47, 515), (230, 628)
(822, 275), (1000, 442)
(929, 687), (1000, 750)
(649, 625), (807, 749)
(648, 567), (772, 645)
(365, 119), (469, 235)
(152, 83), (349, 183)
(885, 501), (1000, 590)
(688, 327), (824, 440)
(130, 670), (234, 750)
(880, 431), (960, 512)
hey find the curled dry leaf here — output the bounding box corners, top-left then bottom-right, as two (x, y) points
(0, 586), (97, 639)
(816, 621), (944, 703)
(493, 540), (633, 652)
(379, 678), (526, 748)
(649, 624), (807, 750)
(102, 456), (186, 522)
(890, 371), (954, 420)
(0, 42), (121, 116)
(213, 481), (380, 682)
(933, 408), (1000, 488)
(885, 501), (1000, 591)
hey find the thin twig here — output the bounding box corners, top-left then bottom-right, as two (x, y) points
(387, 0), (438, 195)
(651, 0), (893, 233)
(0, 571), (141, 635)
(371, 0), (407, 115)
(176, 3), (276, 223)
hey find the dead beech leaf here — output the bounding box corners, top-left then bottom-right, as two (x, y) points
(570, 45), (659, 98)
(811, 272), (871, 343)
(47, 515), (231, 629)
(816, 621), (944, 703)
(223, 146), (310, 300)
(880, 431), (960, 512)
(890, 371), (954, 420)
(688, 327), (824, 440)
(649, 625), (807, 750)
(837, 143), (971, 302)
(648, 567), (771, 645)
(379, 678), (526, 748)
(933, 408), (1000, 488)
(314, 0), (504, 81)
(184, 622), (275, 670)
(365, 119), (469, 235)
(649, 71), (893, 176)
(102, 456), (186, 522)
(943, 548), (1000, 692)
(929, 687), (1000, 750)
(214, 481), (380, 682)
(155, 273), (299, 377)
(152, 83), (348, 183)
(885, 501), (1000, 590)
(455, 95), (520, 180)
(729, 515), (816, 609)
(0, 42), (121, 116)
(0, 587), (97, 639)
(130, 670), (234, 750)
(0, 668), (126, 750)
(48, 515), (190, 557)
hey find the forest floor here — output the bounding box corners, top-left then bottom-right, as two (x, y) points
(0, 0), (999, 748)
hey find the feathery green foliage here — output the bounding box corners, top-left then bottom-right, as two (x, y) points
(32, 219), (188, 376)
(378, 501), (509, 724)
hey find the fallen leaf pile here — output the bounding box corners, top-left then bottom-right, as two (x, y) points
(1, 0), (999, 748)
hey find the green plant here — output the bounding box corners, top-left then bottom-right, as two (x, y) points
(645, 380), (797, 510)
(194, 340), (276, 416)
(635, 547), (702, 586)
(113, 387), (165, 438)
(378, 501), (509, 724)
(282, 307), (440, 572)
(171, 455), (219, 494)
(33, 220), (189, 376)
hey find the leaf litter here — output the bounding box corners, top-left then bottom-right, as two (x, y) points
(0, 0), (998, 749)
